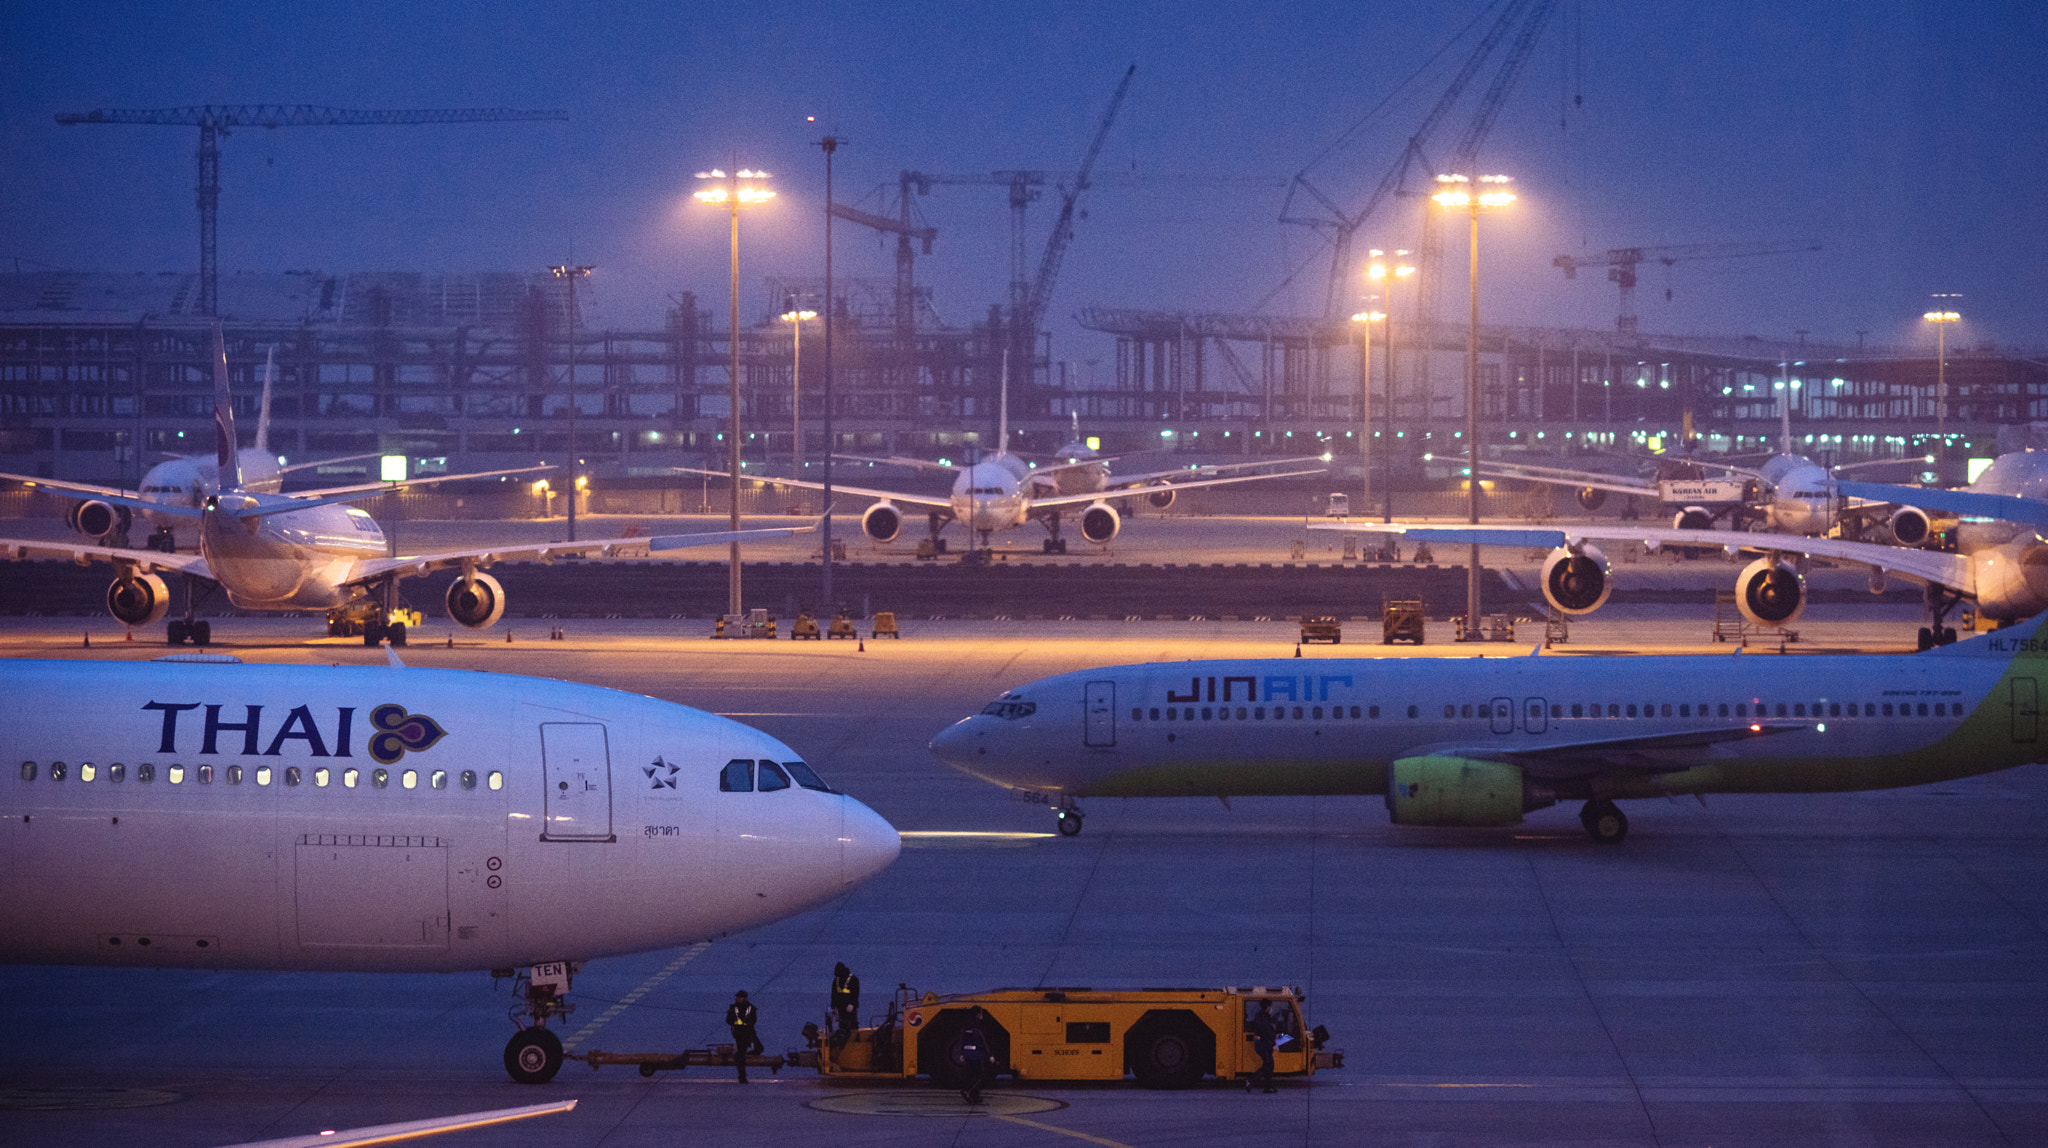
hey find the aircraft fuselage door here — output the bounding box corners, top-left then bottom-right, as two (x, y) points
(1490, 696), (1515, 735)
(1084, 681), (1116, 747)
(2012, 678), (2038, 744)
(541, 722), (615, 842)
(1524, 697), (1548, 734)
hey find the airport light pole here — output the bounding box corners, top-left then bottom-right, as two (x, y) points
(819, 135), (840, 611)
(549, 264), (592, 542)
(1925, 298), (1961, 454)
(781, 299), (816, 479)
(695, 166), (774, 618)
(1433, 174), (1514, 638)
(1367, 250), (1414, 523)
(1349, 307), (1384, 519)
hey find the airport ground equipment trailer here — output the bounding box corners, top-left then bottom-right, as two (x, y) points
(1299, 615), (1342, 644)
(1382, 598), (1426, 644)
(799, 984), (1339, 1090)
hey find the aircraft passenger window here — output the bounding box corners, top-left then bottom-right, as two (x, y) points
(783, 761), (834, 792)
(80, 763), (96, 782)
(1865, 704), (1876, 716)
(1293, 707), (1304, 720)
(1626, 705), (1637, 718)
(1166, 709), (1176, 721)
(225, 765), (242, 785)
(18, 761), (32, 781)
(1202, 707), (1213, 720)
(1776, 704), (1788, 717)
(343, 768), (359, 788)
(254, 766), (271, 786)
(1794, 704), (1806, 717)
(1312, 706), (1323, 720)
(1237, 707), (1249, 720)
(1364, 706), (1375, 719)
(109, 763), (125, 783)
(488, 771), (504, 790)
(1661, 704), (1672, 717)
(137, 763), (153, 783)
(460, 770), (477, 790)
(50, 761), (66, 781)
(402, 769), (418, 789)
(285, 766), (301, 787)
(1679, 705), (1690, 717)
(1443, 705), (1455, 719)
(1149, 708), (1160, 721)
(1132, 708), (1143, 721)
(314, 767), (330, 787)
(1882, 703), (1894, 716)
(1551, 705), (1562, 719)
(721, 758), (754, 792)
(1830, 703), (1842, 717)
(758, 761), (792, 792)
(197, 764), (213, 784)
(1917, 703), (1929, 716)
(1719, 704), (1730, 717)
(1571, 705), (1582, 718)
(1736, 704), (1747, 717)
(168, 765), (184, 784)
(1461, 704), (1473, 718)
(371, 769), (389, 789)
(431, 770), (448, 790)
(1254, 706), (1266, 719)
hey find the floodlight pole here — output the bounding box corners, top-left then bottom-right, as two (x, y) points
(820, 135), (840, 611)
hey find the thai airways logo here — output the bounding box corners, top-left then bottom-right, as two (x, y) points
(368, 704), (448, 765)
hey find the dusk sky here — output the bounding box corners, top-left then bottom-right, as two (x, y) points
(5, 1), (2043, 364)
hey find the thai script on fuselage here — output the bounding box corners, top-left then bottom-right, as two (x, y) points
(1162, 674), (1355, 704)
(143, 700), (356, 757)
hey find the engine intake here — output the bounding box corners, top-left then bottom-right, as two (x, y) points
(444, 571), (507, 629)
(1147, 487), (1176, 510)
(1736, 557), (1805, 627)
(1670, 505), (1715, 531)
(1577, 485), (1607, 512)
(1386, 756), (1553, 827)
(1889, 505), (1932, 547)
(1540, 544), (1612, 615)
(70, 499), (130, 540)
(861, 502), (903, 543)
(106, 572), (171, 627)
(1079, 501), (1120, 544)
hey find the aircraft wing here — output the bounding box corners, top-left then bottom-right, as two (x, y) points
(1306, 520), (1975, 594)
(339, 523), (816, 586)
(1476, 460), (1658, 498)
(1103, 459), (1327, 489)
(1424, 721), (1811, 781)
(672, 467), (956, 513)
(292, 464), (555, 500)
(1027, 463), (1328, 510)
(1839, 480), (2048, 531)
(215, 1099), (576, 1148)
(277, 451), (386, 476)
(0, 537), (213, 579)
(0, 470), (143, 502)
(832, 453), (962, 473)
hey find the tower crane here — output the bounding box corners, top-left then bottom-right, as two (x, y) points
(56, 105), (568, 315)
(1552, 242), (1823, 335)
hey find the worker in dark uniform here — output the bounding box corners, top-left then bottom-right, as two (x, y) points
(726, 989), (762, 1083)
(957, 1007), (992, 1104)
(1247, 999), (1277, 1093)
(830, 962), (860, 1048)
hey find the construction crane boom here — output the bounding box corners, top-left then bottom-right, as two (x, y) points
(57, 105), (568, 316)
(1553, 241), (1824, 335)
(1023, 65), (1135, 339)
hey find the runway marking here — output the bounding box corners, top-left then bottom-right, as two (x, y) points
(561, 942), (711, 1053)
(994, 1113), (1138, 1147)
(0, 1086), (183, 1111)
(807, 1091), (1065, 1117)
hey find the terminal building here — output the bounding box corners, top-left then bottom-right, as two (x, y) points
(3, 270), (2043, 494)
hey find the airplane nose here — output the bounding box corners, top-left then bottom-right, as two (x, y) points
(840, 796), (900, 887)
(929, 719), (977, 768)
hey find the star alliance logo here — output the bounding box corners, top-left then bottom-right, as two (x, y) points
(645, 755), (680, 790)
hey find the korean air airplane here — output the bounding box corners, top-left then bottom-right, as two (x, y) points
(0, 654), (901, 1084)
(931, 613), (2048, 842)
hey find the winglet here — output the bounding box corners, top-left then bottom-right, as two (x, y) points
(211, 324), (242, 492)
(254, 344), (275, 456)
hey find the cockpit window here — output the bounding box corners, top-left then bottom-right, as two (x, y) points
(347, 509), (380, 533)
(719, 758), (753, 792)
(782, 760), (835, 793)
(757, 760), (792, 792)
(981, 698), (1037, 720)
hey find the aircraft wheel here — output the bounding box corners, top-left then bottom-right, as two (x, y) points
(362, 620), (386, 647)
(167, 619), (188, 646)
(388, 622), (408, 647)
(1941, 627), (1958, 646)
(1056, 810), (1083, 837)
(1580, 799), (1627, 845)
(1916, 627), (1934, 652)
(504, 1026), (564, 1084)
(192, 620), (211, 647)
(639, 1063), (658, 1078)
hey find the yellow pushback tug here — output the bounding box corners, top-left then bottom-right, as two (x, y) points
(801, 984), (1341, 1090)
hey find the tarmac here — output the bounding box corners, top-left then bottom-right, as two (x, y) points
(2, 516), (2043, 1146)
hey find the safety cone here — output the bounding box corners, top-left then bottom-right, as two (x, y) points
(1293, 642), (1301, 658)
(858, 638), (865, 652)
(506, 631), (513, 643)
(83, 631), (91, 648)
(125, 629), (133, 642)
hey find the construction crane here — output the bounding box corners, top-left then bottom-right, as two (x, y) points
(56, 105), (569, 315)
(827, 197), (936, 348)
(1552, 242), (1824, 335)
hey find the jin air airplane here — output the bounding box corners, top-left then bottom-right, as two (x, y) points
(0, 327), (807, 646)
(932, 611), (2048, 841)
(0, 654), (901, 1085)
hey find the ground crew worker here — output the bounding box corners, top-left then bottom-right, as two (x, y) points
(726, 990), (762, 1083)
(830, 962), (861, 1048)
(1247, 999), (1277, 1094)
(957, 1007), (992, 1104)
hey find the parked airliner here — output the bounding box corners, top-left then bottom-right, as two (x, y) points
(932, 611), (2048, 840)
(0, 327), (806, 646)
(0, 655), (901, 1084)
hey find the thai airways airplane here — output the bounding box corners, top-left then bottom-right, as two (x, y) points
(0, 327), (807, 647)
(931, 611), (2048, 841)
(0, 654), (901, 1085)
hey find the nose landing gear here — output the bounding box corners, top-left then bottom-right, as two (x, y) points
(501, 963), (578, 1084)
(1053, 796), (1085, 836)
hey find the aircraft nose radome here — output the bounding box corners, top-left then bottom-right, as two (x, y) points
(928, 718), (975, 766)
(840, 797), (900, 887)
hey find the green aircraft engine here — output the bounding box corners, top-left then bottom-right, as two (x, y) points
(1386, 756), (1551, 827)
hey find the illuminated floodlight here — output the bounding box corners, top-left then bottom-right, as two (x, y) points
(380, 455), (407, 482)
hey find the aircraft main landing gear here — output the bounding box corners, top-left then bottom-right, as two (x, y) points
(502, 963), (577, 1084)
(1919, 587), (1964, 651)
(1579, 799), (1627, 845)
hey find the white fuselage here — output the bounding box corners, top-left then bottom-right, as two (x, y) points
(1752, 454), (1836, 536)
(199, 492), (390, 611)
(951, 460), (1033, 534)
(0, 659), (900, 972)
(140, 449), (285, 512)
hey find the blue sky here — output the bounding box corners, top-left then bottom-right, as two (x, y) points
(4, 1), (2043, 362)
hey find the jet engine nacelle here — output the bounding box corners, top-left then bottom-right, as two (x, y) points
(1969, 542), (2048, 623)
(861, 501), (903, 543)
(444, 571), (507, 629)
(1671, 505), (1715, 531)
(106, 572), (171, 627)
(1147, 487), (1176, 510)
(1386, 755), (1554, 828)
(1736, 557), (1805, 627)
(1889, 505), (1933, 547)
(1079, 501), (1121, 544)
(1540, 544), (1613, 616)
(69, 499), (130, 540)
(1577, 486), (1607, 512)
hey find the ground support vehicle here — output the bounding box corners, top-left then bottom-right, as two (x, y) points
(804, 985), (1339, 1090)
(1382, 598), (1426, 644)
(1299, 616), (1342, 644)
